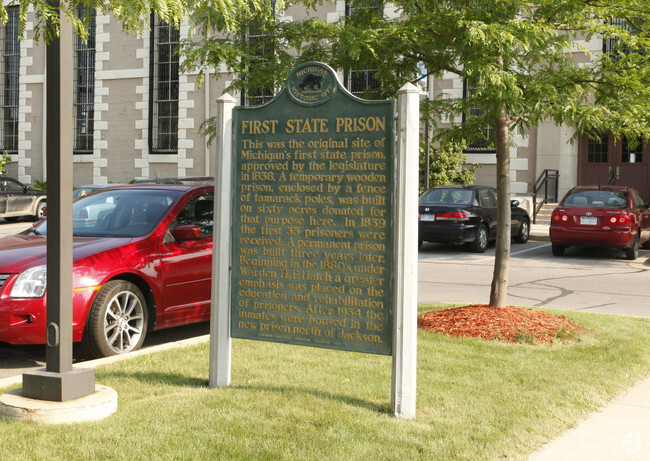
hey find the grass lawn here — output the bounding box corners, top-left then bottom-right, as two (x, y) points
(2, 305), (650, 460)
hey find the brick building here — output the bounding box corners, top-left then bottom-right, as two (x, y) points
(2, 4), (648, 201)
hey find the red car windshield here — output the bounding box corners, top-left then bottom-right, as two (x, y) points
(562, 190), (628, 209)
(31, 189), (182, 238)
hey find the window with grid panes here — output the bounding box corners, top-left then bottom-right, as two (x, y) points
(603, 18), (635, 61)
(0, 7), (19, 154)
(150, 14), (179, 153)
(343, 0), (382, 98)
(622, 137), (643, 164)
(587, 135), (608, 163)
(74, 6), (96, 154)
(241, 1), (276, 106)
(462, 78), (495, 153)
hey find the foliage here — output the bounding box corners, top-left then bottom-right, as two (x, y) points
(182, 0), (650, 143)
(0, 151), (11, 176)
(0, 0), (272, 43)
(31, 179), (47, 190)
(420, 139), (479, 193)
(182, 0), (650, 306)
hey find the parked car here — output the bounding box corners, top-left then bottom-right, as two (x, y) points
(0, 182), (214, 357)
(0, 176), (47, 221)
(550, 185), (650, 260)
(73, 184), (124, 200)
(418, 185), (530, 252)
(43, 184), (123, 216)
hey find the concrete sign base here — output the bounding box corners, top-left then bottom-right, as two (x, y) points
(0, 385), (117, 424)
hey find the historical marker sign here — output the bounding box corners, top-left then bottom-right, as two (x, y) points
(231, 63), (394, 355)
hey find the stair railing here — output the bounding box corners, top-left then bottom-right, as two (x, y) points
(532, 169), (559, 224)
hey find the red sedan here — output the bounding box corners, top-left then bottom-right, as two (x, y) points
(0, 183), (214, 357)
(550, 185), (650, 260)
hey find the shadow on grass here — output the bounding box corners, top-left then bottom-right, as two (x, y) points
(98, 370), (390, 414)
(99, 370), (209, 388)
(233, 383), (391, 414)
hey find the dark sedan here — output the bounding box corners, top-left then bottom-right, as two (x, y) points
(0, 176), (47, 221)
(418, 185), (530, 252)
(550, 185), (650, 260)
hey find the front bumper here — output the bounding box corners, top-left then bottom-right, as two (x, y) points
(0, 274), (95, 344)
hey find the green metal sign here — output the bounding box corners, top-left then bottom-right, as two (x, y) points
(231, 62), (394, 355)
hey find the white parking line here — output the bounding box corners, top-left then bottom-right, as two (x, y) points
(511, 243), (551, 256)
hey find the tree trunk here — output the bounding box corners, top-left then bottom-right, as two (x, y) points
(489, 103), (511, 307)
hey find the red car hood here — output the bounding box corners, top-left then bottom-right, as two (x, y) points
(0, 234), (133, 273)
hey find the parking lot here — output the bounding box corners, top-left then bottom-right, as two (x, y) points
(419, 237), (650, 318)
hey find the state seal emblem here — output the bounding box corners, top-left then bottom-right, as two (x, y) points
(287, 62), (337, 106)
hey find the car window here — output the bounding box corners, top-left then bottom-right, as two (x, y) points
(478, 189), (497, 207)
(32, 189), (181, 237)
(1, 178), (24, 192)
(630, 189), (645, 208)
(169, 192), (214, 239)
(563, 190), (627, 208)
(420, 189), (474, 205)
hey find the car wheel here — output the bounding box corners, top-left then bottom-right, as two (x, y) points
(470, 224), (488, 253)
(642, 239), (650, 250)
(81, 280), (148, 358)
(514, 218), (530, 244)
(551, 244), (566, 256)
(34, 202), (46, 219)
(625, 236), (639, 261)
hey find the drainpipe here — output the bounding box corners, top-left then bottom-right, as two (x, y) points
(42, 46), (48, 180)
(204, 70), (211, 176)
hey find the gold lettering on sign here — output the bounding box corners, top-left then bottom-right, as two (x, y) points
(234, 112), (392, 352)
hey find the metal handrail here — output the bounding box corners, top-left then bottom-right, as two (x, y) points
(532, 169), (559, 224)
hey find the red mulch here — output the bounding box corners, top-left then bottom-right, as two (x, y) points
(418, 304), (583, 345)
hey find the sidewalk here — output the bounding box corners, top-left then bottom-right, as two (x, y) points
(529, 222), (550, 242)
(529, 221), (650, 459)
(529, 375), (650, 460)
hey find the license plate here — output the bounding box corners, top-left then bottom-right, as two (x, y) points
(421, 214), (435, 222)
(580, 216), (597, 225)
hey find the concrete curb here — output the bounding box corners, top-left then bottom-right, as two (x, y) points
(0, 334), (210, 391)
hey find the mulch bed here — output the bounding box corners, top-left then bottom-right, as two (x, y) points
(418, 304), (583, 345)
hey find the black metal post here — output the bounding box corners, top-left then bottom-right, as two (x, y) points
(22, 2), (95, 402)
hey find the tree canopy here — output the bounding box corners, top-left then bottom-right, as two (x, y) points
(182, 0), (650, 306)
(0, 0), (267, 42)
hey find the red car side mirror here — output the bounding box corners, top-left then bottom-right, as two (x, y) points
(171, 225), (202, 241)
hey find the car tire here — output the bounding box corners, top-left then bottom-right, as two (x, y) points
(469, 224), (488, 253)
(81, 280), (149, 358)
(514, 218), (530, 244)
(625, 236), (639, 261)
(34, 201), (46, 220)
(642, 239), (650, 250)
(551, 244), (566, 256)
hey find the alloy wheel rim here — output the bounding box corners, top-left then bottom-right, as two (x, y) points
(104, 290), (145, 354)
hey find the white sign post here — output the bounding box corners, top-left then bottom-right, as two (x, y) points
(209, 94), (236, 388)
(391, 83), (419, 419)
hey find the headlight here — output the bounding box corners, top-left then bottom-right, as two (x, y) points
(11, 265), (47, 298)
